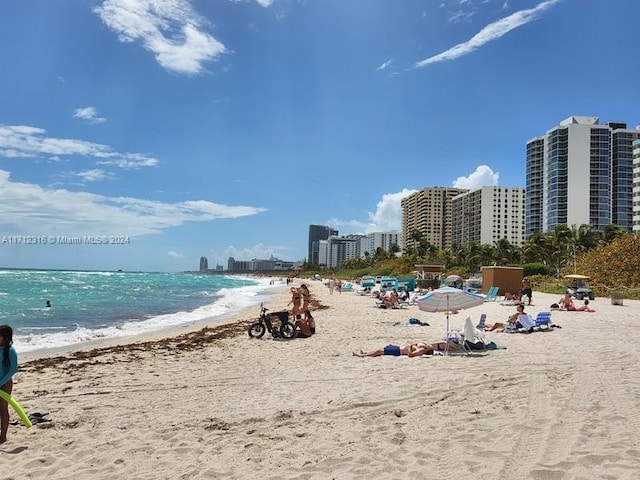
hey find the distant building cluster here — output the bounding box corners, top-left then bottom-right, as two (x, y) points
(200, 115), (640, 272)
(308, 224), (401, 268)
(227, 255), (296, 272)
(309, 115), (640, 268)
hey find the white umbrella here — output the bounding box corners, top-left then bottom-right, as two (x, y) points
(445, 274), (462, 284)
(417, 287), (484, 353)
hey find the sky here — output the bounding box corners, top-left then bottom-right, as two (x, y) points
(1, 0), (639, 272)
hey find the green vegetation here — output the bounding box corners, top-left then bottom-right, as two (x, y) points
(300, 225), (640, 299)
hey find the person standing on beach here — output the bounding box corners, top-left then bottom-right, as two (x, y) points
(0, 325), (18, 444)
(521, 277), (532, 305)
(288, 287), (302, 320)
(299, 284), (310, 313)
(328, 278), (335, 295)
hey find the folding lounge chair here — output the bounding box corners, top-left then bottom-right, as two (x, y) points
(534, 311), (552, 330)
(483, 286), (499, 302)
(475, 313), (487, 331)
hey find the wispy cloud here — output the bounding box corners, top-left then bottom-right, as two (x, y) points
(376, 59), (392, 71)
(0, 125), (158, 170)
(452, 165), (499, 189)
(168, 250), (184, 258)
(0, 169), (266, 237)
(94, 0), (227, 75)
(69, 169), (117, 183)
(413, 0), (561, 69)
(73, 107), (106, 124)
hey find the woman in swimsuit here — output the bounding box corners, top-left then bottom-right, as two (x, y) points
(353, 341), (449, 357)
(288, 287), (302, 319)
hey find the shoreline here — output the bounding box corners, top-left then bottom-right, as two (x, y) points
(20, 279), (292, 362)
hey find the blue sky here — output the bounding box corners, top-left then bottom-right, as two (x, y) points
(1, 0), (639, 272)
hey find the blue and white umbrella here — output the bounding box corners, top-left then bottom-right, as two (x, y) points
(417, 287), (484, 345)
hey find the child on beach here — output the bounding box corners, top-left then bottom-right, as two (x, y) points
(0, 325), (18, 444)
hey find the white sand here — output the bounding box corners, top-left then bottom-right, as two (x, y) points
(3, 281), (640, 479)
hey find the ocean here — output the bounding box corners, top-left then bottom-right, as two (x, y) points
(0, 269), (282, 354)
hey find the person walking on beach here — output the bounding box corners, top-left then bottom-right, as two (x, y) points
(521, 277), (532, 305)
(0, 325), (18, 444)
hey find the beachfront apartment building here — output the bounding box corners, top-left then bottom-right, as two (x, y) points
(526, 116), (640, 236)
(359, 232), (401, 258)
(227, 256), (296, 272)
(451, 187), (525, 248)
(308, 224), (338, 265)
(401, 187), (468, 251)
(318, 235), (362, 268)
(633, 139), (640, 231)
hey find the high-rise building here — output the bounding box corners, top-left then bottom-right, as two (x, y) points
(632, 139), (640, 231)
(359, 232), (401, 258)
(199, 256), (208, 272)
(308, 225), (338, 265)
(451, 187), (525, 247)
(526, 116), (640, 236)
(401, 187), (468, 250)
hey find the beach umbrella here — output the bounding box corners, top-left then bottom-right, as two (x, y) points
(445, 274), (462, 284)
(417, 287), (484, 352)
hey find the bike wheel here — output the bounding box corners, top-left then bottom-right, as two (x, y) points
(248, 323), (266, 339)
(280, 322), (297, 339)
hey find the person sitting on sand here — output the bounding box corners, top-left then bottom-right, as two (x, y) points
(485, 304), (527, 332)
(294, 315), (313, 338)
(382, 288), (400, 308)
(353, 341), (452, 357)
(562, 295), (595, 312)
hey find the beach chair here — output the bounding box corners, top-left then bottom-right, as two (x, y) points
(475, 313), (487, 331)
(533, 311), (552, 330)
(460, 317), (487, 353)
(483, 286), (499, 302)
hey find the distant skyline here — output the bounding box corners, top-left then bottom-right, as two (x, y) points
(1, 0), (639, 272)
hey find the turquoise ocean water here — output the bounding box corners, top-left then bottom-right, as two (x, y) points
(0, 269), (281, 353)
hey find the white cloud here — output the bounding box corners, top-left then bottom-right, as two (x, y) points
(376, 59), (392, 71)
(168, 250), (184, 258)
(329, 188), (418, 235)
(94, 0), (227, 75)
(413, 0), (561, 69)
(255, 0), (275, 6)
(73, 107), (107, 124)
(452, 165), (499, 189)
(0, 124), (159, 170)
(70, 169), (117, 183)
(0, 169), (266, 237)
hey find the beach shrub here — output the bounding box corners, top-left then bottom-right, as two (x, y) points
(569, 232), (640, 294)
(523, 262), (549, 277)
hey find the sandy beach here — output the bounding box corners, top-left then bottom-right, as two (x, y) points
(2, 281), (640, 479)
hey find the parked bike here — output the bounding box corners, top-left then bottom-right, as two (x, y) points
(248, 303), (296, 339)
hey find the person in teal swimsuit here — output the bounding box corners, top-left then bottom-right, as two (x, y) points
(0, 325), (18, 444)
